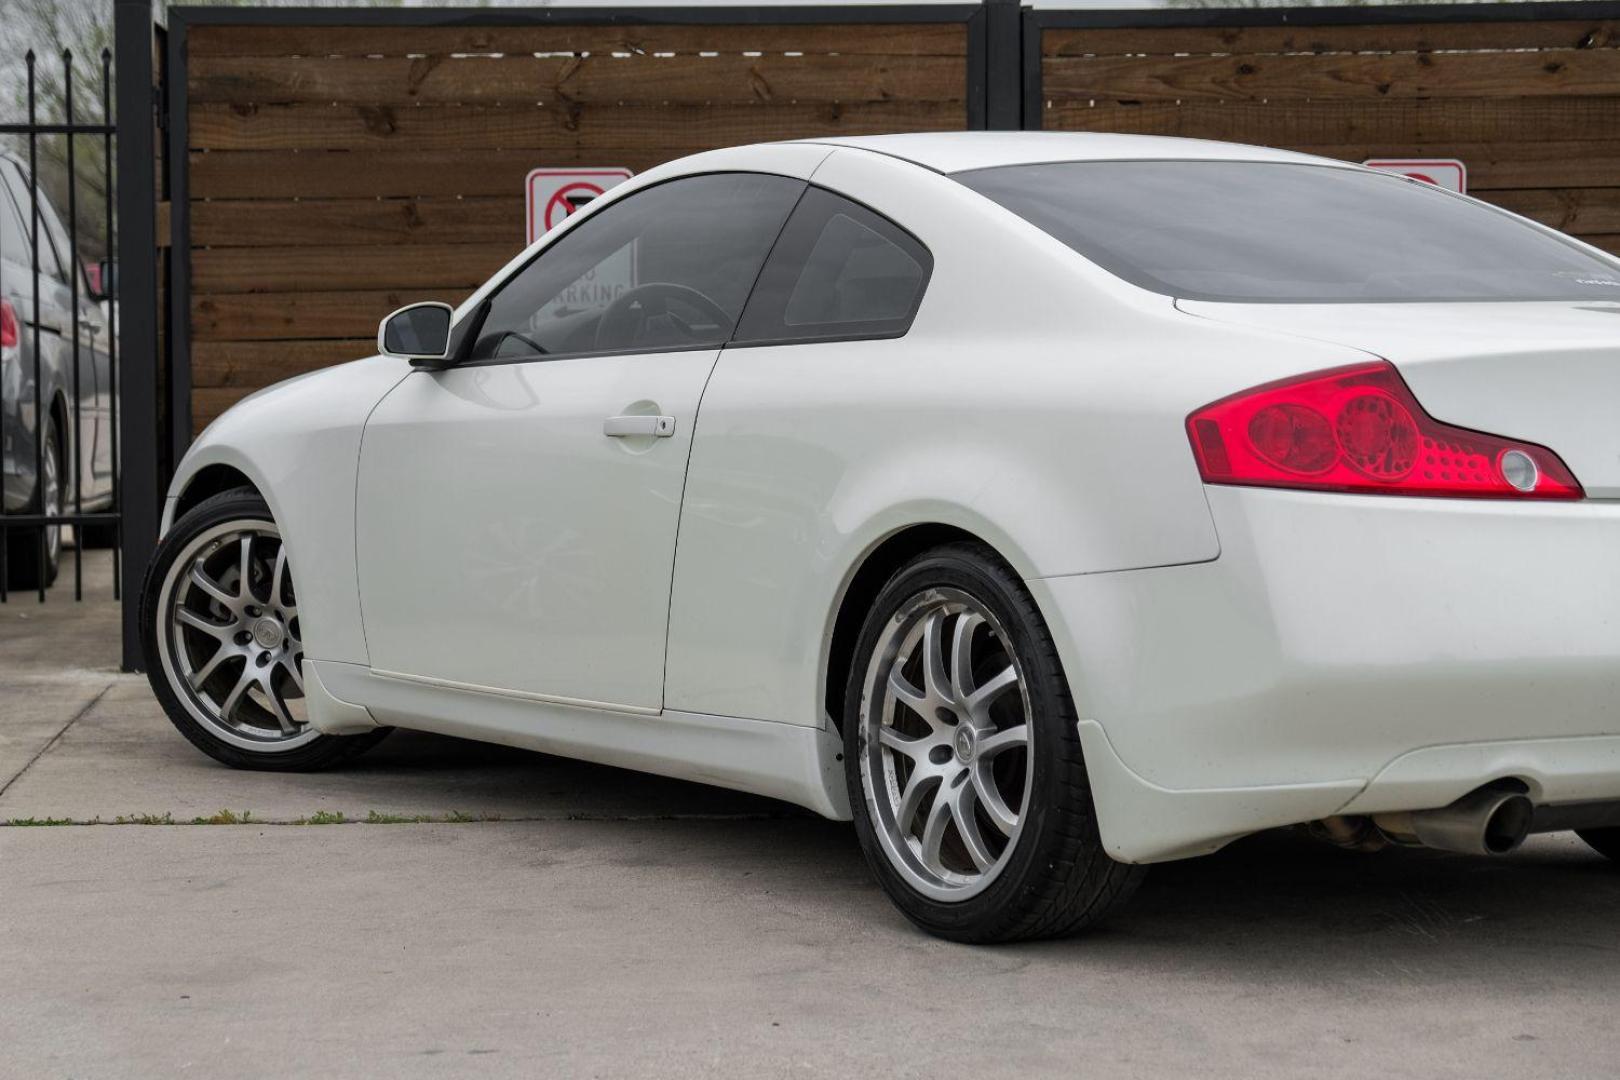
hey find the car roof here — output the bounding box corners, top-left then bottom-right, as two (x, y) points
(792, 131), (1346, 175)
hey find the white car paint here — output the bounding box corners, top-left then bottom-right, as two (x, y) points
(164, 132), (1620, 863)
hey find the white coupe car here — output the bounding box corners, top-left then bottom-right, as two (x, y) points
(142, 133), (1620, 942)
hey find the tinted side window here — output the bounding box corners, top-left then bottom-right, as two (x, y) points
(2, 164), (67, 284)
(734, 187), (931, 345)
(957, 160), (1620, 304)
(468, 172), (805, 362)
(0, 182), (29, 268)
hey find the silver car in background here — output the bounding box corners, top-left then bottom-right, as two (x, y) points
(0, 149), (115, 589)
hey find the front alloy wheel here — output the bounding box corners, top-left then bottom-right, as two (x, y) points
(141, 488), (388, 771)
(158, 519), (314, 751)
(845, 542), (1145, 943)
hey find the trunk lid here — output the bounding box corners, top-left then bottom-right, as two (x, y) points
(1178, 300), (1620, 498)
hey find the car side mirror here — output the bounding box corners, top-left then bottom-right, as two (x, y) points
(378, 301), (454, 365)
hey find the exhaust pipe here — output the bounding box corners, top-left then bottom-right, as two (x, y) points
(1374, 787), (1536, 857)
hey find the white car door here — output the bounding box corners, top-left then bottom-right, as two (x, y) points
(354, 171), (806, 711)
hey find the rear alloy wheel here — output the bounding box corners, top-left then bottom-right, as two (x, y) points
(1578, 829), (1620, 863)
(845, 542), (1145, 943)
(142, 488), (388, 770)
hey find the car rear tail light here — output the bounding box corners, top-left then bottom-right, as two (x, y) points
(0, 298), (17, 349)
(1187, 361), (1582, 500)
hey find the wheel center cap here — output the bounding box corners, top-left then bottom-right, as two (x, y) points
(251, 616), (285, 651)
(954, 725), (976, 764)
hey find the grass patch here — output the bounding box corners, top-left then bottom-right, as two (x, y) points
(4, 809), (504, 826)
(364, 810), (427, 824)
(113, 812), (174, 825)
(191, 809), (253, 825)
(298, 810), (346, 825)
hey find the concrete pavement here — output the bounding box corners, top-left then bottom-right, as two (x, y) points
(4, 552), (1620, 1079)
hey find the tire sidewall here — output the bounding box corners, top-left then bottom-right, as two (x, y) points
(843, 546), (1084, 937)
(140, 488), (381, 771)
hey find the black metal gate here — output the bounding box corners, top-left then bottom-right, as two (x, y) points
(0, 46), (121, 603)
(0, 0), (166, 673)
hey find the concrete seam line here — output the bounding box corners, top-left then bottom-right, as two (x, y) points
(0, 684), (112, 801)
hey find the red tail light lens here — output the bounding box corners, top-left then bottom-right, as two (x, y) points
(1187, 362), (1582, 500)
(0, 298), (17, 349)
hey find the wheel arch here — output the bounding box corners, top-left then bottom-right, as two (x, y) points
(172, 462), (263, 523)
(822, 521), (1024, 735)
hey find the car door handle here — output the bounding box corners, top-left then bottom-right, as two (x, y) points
(603, 415), (675, 438)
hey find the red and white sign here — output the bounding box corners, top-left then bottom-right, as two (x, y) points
(1362, 159), (1467, 194)
(525, 167), (634, 244)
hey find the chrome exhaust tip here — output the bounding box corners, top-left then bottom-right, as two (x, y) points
(1375, 787), (1536, 857)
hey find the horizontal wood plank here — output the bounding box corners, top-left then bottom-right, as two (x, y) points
(190, 197), (522, 247)
(1043, 49), (1620, 102)
(191, 242), (517, 293)
(1285, 141), (1620, 192)
(1041, 98), (1620, 146)
(191, 148), (667, 199)
(1043, 19), (1619, 58)
(1584, 233), (1620, 255)
(187, 100), (966, 152)
(192, 339), (376, 387)
(189, 53), (965, 106)
(193, 288), (474, 341)
(188, 22), (969, 59)
(1485, 188), (1620, 235)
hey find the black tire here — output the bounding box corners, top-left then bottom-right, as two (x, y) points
(844, 541), (1145, 943)
(5, 419), (63, 591)
(1578, 829), (1620, 862)
(140, 487), (390, 771)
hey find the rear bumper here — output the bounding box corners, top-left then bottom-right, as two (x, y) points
(1034, 487), (1620, 862)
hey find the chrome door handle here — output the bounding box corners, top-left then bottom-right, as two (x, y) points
(603, 414), (675, 438)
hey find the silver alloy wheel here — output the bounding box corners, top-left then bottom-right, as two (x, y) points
(42, 430), (61, 567)
(859, 587), (1033, 902)
(154, 519), (317, 752)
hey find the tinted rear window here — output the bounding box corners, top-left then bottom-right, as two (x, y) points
(956, 160), (1620, 304)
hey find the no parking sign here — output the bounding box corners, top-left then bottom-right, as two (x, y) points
(1362, 159), (1467, 194)
(525, 167), (634, 244)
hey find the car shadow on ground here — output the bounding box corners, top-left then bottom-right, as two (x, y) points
(343, 727), (1620, 966)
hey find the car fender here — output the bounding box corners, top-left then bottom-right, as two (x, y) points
(165, 355), (413, 666)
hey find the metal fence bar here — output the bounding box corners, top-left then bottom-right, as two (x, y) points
(115, 0), (161, 671)
(66, 51), (83, 601)
(103, 47), (121, 602)
(26, 53), (46, 603)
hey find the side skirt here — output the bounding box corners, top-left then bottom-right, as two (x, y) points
(306, 659), (851, 820)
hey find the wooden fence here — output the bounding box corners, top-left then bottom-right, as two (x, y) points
(170, 7), (983, 433)
(166, 3), (1620, 437)
(1029, 6), (1620, 260)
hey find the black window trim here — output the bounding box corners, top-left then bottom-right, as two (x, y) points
(725, 183), (934, 352)
(444, 169), (809, 372)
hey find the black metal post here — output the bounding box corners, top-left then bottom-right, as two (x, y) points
(103, 48), (121, 602)
(66, 50), (84, 600)
(983, 0), (1021, 131)
(27, 52), (45, 602)
(115, 0), (161, 671)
